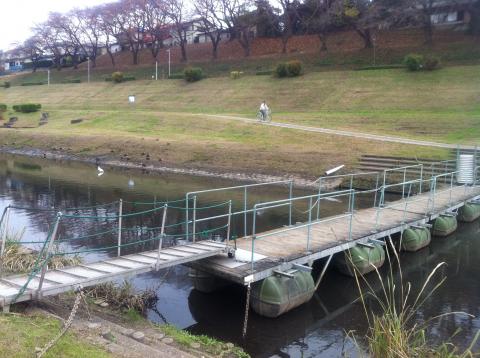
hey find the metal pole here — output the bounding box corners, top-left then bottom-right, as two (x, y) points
(244, 187), (247, 237)
(251, 206), (257, 272)
(87, 57), (90, 84)
(47, 70), (50, 86)
(167, 49), (171, 77)
(0, 206), (10, 258)
(185, 194), (189, 242)
(314, 254), (333, 291)
(227, 200), (232, 248)
(316, 179), (322, 220)
(289, 181), (293, 226)
(37, 213), (61, 298)
(156, 204), (168, 269)
(307, 197), (312, 252)
(348, 191), (355, 241)
(155, 61), (158, 81)
(419, 164), (424, 194)
(374, 173), (379, 207)
(192, 195), (197, 243)
(117, 199), (123, 257)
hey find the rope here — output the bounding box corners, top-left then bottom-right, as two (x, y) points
(36, 288), (85, 358)
(242, 282), (251, 339)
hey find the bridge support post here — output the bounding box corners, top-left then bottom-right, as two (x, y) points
(117, 199), (123, 257)
(314, 254), (333, 291)
(37, 213), (61, 299)
(156, 204), (168, 270)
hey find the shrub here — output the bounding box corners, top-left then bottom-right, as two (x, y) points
(404, 54), (424, 71)
(12, 104), (42, 113)
(168, 73), (184, 79)
(256, 70), (273, 76)
(286, 60), (303, 77)
(275, 62), (288, 78)
(20, 82), (45, 86)
(230, 71), (243, 79)
(3, 82), (10, 89)
(424, 55), (441, 71)
(111, 71), (124, 83)
(0, 104), (6, 112)
(62, 79), (81, 84)
(184, 67), (203, 82)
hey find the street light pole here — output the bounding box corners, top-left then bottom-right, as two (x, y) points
(167, 49), (171, 78)
(155, 61), (158, 80)
(47, 69), (50, 86)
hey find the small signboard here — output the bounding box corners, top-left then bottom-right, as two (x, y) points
(128, 95), (135, 104)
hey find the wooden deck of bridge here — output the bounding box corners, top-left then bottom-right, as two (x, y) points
(190, 185), (480, 284)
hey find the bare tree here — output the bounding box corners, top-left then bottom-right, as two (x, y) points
(166, 0), (191, 62)
(115, 0), (148, 65)
(194, 0), (227, 60)
(33, 18), (65, 71)
(276, 0), (302, 53)
(300, 0), (343, 52)
(18, 37), (44, 72)
(98, 3), (121, 68)
(75, 7), (103, 67)
(143, 0), (169, 60)
(218, 0), (256, 57)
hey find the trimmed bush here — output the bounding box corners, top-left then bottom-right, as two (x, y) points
(404, 54), (424, 71)
(168, 73), (184, 79)
(275, 63), (288, 78)
(111, 71), (124, 83)
(0, 104), (6, 113)
(12, 104), (42, 113)
(62, 79), (81, 84)
(424, 55), (441, 71)
(256, 70), (273, 76)
(230, 71), (243, 79)
(3, 82), (10, 89)
(184, 67), (203, 82)
(286, 60), (303, 77)
(20, 82), (45, 86)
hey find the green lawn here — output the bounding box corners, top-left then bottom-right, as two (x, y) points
(0, 313), (111, 358)
(1, 64), (476, 178)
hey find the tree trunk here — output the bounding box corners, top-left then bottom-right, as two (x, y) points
(132, 50), (138, 65)
(212, 41), (218, 60)
(180, 42), (187, 62)
(318, 34), (328, 52)
(355, 28), (373, 49)
(281, 36), (288, 54)
(107, 49), (115, 68)
(423, 23), (433, 45)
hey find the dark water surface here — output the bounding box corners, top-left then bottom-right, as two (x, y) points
(0, 154), (479, 357)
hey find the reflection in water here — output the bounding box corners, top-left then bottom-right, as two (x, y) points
(0, 154), (479, 357)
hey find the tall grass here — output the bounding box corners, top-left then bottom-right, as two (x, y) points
(351, 237), (479, 357)
(0, 229), (82, 274)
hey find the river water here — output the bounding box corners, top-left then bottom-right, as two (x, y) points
(0, 153), (478, 357)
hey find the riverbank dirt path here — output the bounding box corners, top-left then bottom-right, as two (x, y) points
(201, 114), (474, 150)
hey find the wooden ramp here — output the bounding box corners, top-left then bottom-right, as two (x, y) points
(0, 240), (225, 308)
(190, 186), (480, 284)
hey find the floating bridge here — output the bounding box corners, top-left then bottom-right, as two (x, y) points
(0, 155), (479, 313)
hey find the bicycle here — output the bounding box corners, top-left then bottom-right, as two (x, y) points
(256, 109), (272, 122)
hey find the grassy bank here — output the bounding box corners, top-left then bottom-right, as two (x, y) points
(3, 64), (477, 177)
(0, 312), (111, 358)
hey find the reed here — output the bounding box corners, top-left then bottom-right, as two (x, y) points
(351, 238), (479, 357)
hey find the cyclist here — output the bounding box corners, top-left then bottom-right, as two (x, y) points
(259, 101), (269, 121)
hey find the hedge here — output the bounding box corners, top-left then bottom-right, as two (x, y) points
(184, 67), (203, 82)
(0, 104), (6, 112)
(168, 73), (184, 79)
(21, 82), (45, 86)
(256, 70), (273, 76)
(62, 79), (82, 84)
(12, 104), (42, 113)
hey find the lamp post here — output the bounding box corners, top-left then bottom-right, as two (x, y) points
(155, 61), (158, 80)
(372, 33), (377, 66)
(167, 48), (171, 78)
(47, 69), (50, 86)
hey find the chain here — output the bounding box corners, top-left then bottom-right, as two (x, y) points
(36, 289), (83, 358)
(242, 282), (251, 339)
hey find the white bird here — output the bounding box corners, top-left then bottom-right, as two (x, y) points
(97, 166), (104, 176)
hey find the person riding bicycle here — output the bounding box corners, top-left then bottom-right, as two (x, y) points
(259, 101), (269, 121)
